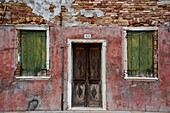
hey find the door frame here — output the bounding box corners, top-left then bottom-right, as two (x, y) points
(67, 39), (107, 110)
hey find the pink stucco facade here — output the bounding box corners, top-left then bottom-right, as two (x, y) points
(0, 26), (169, 112)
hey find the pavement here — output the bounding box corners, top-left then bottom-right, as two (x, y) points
(4, 111), (170, 113)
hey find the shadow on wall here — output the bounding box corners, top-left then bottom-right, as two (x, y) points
(27, 99), (39, 111)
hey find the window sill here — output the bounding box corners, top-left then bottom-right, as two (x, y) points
(124, 77), (158, 81)
(15, 76), (51, 80)
(68, 107), (106, 111)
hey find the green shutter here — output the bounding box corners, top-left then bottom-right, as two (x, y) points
(140, 32), (148, 76)
(147, 32), (153, 76)
(127, 31), (153, 77)
(21, 30), (46, 76)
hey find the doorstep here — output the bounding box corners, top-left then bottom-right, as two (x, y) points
(4, 111), (170, 113)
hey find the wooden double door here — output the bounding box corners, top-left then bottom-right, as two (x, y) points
(72, 43), (102, 107)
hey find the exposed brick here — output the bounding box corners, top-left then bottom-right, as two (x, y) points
(0, 0), (170, 112)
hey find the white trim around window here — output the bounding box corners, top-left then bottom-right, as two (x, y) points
(122, 27), (159, 81)
(15, 25), (50, 80)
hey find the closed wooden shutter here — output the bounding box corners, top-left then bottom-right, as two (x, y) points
(127, 31), (153, 77)
(21, 30), (46, 76)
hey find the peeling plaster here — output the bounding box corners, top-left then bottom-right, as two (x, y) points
(32, 0), (61, 21)
(62, 21), (90, 27)
(80, 9), (94, 18)
(1, 0), (105, 23)
(164, 22), (170, 31)
(157, 0), (170, 5)
(80, 9), (105, 18)
(63, 9), (104, 26)
(1, 0), (75, 21)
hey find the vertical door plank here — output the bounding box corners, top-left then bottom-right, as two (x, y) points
(88, 44), (102, 107)
(72, 45), (86, 107)
(73, 45), (86, 80)
(89, 45), (101, 80)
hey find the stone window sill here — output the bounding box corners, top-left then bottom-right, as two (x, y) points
(15, 76), (51, 80)
(124, 77), (158, 81)
(68, 107), (105, 111)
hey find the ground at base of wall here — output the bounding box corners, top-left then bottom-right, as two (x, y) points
(4, 111), (170, 113)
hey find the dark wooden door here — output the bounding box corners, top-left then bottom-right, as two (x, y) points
(72, 44), (102, 107)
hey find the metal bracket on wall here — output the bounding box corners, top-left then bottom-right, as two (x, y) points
(164, 22), (170, 32)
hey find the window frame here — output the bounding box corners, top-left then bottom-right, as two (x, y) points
(15, 25), (50, 80)
(123, 27), (159, 81)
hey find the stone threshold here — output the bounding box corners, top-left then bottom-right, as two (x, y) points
(4, 111), (170, 113)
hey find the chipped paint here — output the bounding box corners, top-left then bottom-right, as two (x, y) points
(62, 21), (89, 27)
(1, 0), (104, 23)
(63, 9), (104, 26)
(157, 0), (170, 5)
(80, 9), (104, 18)
(164, 22), (170, 31)
(1, 0), (75, 21)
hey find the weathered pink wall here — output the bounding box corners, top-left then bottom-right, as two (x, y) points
(0, 26), (169, 112)
(0, 26), (63, 111)
(0, 26), (15, 111)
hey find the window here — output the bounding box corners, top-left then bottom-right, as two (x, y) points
(123, 27), (158, 81)
(15, 26), (50, 79)
(20, 30), (47, 76)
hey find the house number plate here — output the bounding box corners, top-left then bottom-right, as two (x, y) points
(84, 34), (92, 39)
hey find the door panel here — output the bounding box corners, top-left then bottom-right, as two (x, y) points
(72, 45), (86, 106)
(72, 83), (86, 107)
(88, 83), (101, 107)
(89, 46), (101, 80)
(73, 45), (86, 80)
(72, 44), (102, 107)
(88, 45), (101, 107)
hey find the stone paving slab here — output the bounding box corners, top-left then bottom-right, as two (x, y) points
(4, 111), (170, 113)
